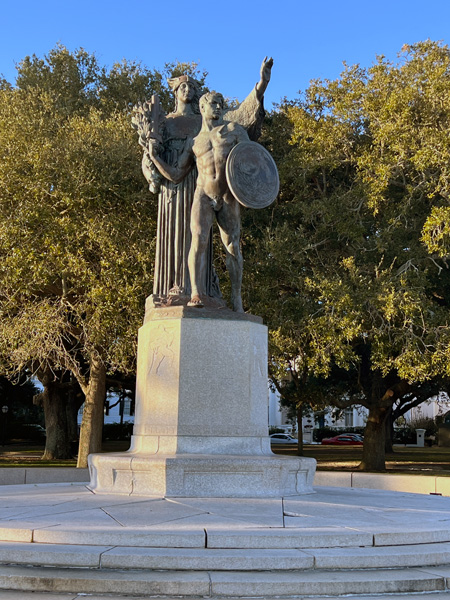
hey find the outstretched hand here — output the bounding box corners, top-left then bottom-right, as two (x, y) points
(260, 56), (273, 84)
(256, 56), (273, 99)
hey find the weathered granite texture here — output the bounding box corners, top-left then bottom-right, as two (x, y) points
(89, 308), (316, 497)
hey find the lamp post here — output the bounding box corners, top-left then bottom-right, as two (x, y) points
(1, 406), (8, 447)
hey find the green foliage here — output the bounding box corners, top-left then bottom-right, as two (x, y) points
(0, 45), (205, 387)
(408, 416), (438, 437)
(268, 427), (286, 435)
(13, 44), (208, 116)
(246, 40), (450, 388)
(244, 41), (450, 468)
(0, 86), (154, 380)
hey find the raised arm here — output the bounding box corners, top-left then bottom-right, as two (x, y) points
(148, 138), (195, 184)
(224, 57), (273, 141)
(255, 56), (273, 102)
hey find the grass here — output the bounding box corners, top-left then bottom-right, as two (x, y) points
(2, 441), (450, 474)
(273, 444), (450, 475)
(0, 440), (128, 468)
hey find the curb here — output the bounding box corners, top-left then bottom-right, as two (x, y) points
(314, 470), (450, 495)
(0, 468), (89, 486)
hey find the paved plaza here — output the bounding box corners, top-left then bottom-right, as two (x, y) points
(0, 482), (450, 596)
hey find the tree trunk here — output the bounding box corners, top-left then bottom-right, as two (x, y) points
(41, 380), (73, 460)
(296, 404), (304, 456)
(77, 356), (106, 468)
(66, 377), (84, 453)
(384, 408), (394, 454)
(358, 404), (390, 471)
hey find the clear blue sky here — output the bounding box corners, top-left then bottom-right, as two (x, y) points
(2, 0), (450, 107)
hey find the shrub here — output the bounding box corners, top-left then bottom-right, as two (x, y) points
(269, 427), (286, 435)
(102, 422), (133, 441)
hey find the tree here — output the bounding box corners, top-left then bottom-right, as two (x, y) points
(244, 41), (450, 470)
(0, 46), (200, 464)
(0, 86), (155, 465)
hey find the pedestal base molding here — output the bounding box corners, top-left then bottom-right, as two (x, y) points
(89, 452), (316, 497)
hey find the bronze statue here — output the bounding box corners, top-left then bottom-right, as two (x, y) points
(133, 59), (274, 310)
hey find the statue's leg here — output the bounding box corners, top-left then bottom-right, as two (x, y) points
(188, 190), (214, 306)
(217, 194), (243, 313)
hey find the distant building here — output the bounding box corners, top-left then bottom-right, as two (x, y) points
(77, 393), (134, 426)
(268, 389), (450, 438)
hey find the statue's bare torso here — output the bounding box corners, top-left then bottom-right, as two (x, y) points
(193, 122), (248, 203)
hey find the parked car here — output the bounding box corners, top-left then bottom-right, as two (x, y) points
(270, 433), (298, 444)
(321, 433), (364, 445)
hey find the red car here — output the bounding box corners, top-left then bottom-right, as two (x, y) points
(321, 434), (364, 445)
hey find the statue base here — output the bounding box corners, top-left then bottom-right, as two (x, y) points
(88, 306), (316, 497)
(88, 452), (315, 497)
(146, 293), (227, 313)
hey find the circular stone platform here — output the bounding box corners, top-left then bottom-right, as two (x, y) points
(1, 482), (450, 597)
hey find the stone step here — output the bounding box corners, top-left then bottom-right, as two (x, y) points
(0, 565), (210, 597)
(3, 522), (450, 550)
(0, 564), (449, 597)
(3, 540), (450, 571)
(0, 542), (312, 571)
(4, 594), (450, 600)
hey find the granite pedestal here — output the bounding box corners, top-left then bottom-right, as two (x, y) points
(89, 306), (315, 497)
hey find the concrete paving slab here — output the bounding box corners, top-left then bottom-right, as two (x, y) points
(102, 497), (207, 526)
(314, 485), (450, 510)
(0, 483), (89, 497)
(284, 515), (357, 528)
(0, 493), (156, 518)
(415, 565), (450, 579)
(146, 511), (271, 529)
(209, 568), (446, 596)
(6, 507), (124, 525)
(101, 546), (314, 570)
(0, 565), (211, 596)
(172, 496), (284, 526)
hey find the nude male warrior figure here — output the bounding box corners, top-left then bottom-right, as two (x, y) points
(149, 91), (249, 312)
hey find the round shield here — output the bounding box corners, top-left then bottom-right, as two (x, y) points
(226, 141), (279, 209)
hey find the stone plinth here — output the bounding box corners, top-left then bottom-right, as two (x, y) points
(88, 307), (316, 497)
